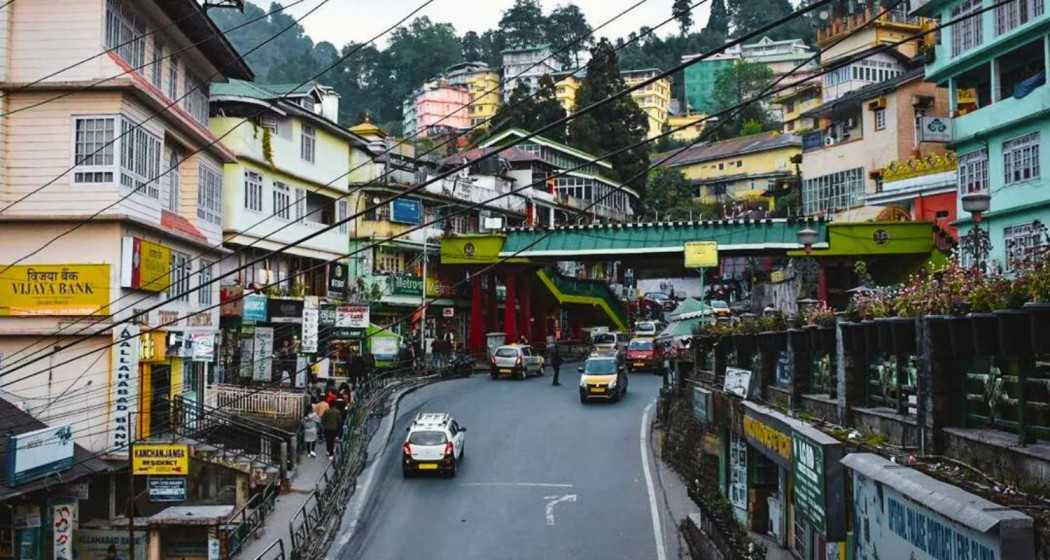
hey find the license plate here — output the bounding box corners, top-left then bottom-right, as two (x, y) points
(634, 362), (645, 367)
(500, 369), (512, 374)
(417, 463), (439, 470)
(591, 387), (606, 393)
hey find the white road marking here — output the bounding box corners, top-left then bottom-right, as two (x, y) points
(641, 401), (668, 560)
(544, 494), (577, 526)
(459, 482), (574, 488)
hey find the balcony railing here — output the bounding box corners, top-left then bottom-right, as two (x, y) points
(205, 384), (310, 421)
(817, 8), (925, 44)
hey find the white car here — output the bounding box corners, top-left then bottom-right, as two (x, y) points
(402, 412), (466, 478)
(490, 344), (544, 380)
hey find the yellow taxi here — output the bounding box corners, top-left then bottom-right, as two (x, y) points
(578, 355), (628, 403)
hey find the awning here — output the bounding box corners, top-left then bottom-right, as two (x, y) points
(659, 318), (703, 338)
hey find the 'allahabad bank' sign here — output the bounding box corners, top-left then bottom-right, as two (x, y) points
(0, 264), (110, 316)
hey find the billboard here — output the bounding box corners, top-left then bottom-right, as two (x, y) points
(0, 265), (110, 316)
(120, 237), (171, 292)
(131, 444), (189, 475)
(390, 198), (422, 225)
(684, 241), (718, 268)
(5, 425), (74, 486)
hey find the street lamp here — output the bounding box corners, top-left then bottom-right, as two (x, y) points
(797, 227), (819, 255)
(962, 192), (991, 273)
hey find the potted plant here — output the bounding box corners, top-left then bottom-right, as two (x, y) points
(803, 302), (837, 354)
(787, 312), (809, 355)
(756, 312), (787, 354)
(732, 315), (758, 359)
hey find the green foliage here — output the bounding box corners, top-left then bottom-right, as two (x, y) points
(568, 40), (651, 192)
(490, 75), (567, 142)
(672, 0), (694, 35)
(728, 0), (818, 44)
(546, 4), (592, 68)
(461, 31), (483, 61)
(757, 311), (787, 331)
(500, 0), (546, 48)
(710, 60), (777, 138)
(740, 119), (764, 135)
(641, 167), (692, 219)
(705, 0), (730, 36)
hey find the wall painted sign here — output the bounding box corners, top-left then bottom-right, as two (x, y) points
(0, 264), (109, 316)
(77, 530), (146, 560)
(6, 425), (74, 486)
(132, 443), (189, 475)
(148, 477), (187, 502)
(243, 294), (268, 322)
(110, 324), (140, 453)
(120, 237), (171, 292)
(390, 198), (423, 224)
(51, 500), (76, 560)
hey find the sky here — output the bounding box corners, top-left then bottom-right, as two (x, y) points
(284, 0), (713, 48)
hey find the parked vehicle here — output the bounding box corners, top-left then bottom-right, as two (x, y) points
(490, 344), (544, 380)
(578, 355), (629, 403)
(709, 299), (732, 318)
(402, 412), (466, 478)
(440, 352), (475, 379)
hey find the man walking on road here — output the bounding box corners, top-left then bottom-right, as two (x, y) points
(321, 403), (342, 460)
(550, 346), (562, 386)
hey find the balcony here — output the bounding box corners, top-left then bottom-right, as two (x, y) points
(425, 177), (528, 214)
(816, 8), (925, 45)
(953, 83), (1050, 145)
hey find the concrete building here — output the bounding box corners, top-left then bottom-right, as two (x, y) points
(773, 80), (823, 134)
(402, 79), (472, 139)
(620, 68), (672, 139)
(913, 0), (1050, 272)
(667, 113), (708, 143)
(446, 61), (503, 129)
(501, 45), (567, 101)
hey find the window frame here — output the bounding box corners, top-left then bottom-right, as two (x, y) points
(197, 164), (223, 226)
(951, 0), (985, 57)
(198, 261), (213, 305)
(169, 250), (192, 303)
(874, 108), (887, 131)
(958, 147), (989, 195)
(273, 181), (291, 221)
(301, 124), (316, 163)
(72, 116), (117, 184)
(1002, 131), (1040, 186)
(244, 170), (264, 213)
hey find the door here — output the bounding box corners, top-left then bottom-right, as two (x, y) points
(149, 364), (171, 437)
(450, 421), (465, 459)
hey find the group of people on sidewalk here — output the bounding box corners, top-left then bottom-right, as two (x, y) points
(301, 381), (355, 461)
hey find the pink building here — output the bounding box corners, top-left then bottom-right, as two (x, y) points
(415, 83), (471, 137)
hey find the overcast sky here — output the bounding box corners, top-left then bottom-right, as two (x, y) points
(285, 0), (713, 48)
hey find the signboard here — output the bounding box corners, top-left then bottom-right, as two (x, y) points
(147, 477), (187, 502)
(243, 294), (268, 322)
(389, 275), (423, 296)
(684, 241), (718, 268)
(793, 431), (828, 535)
(426, 276), (456, 298)
(483, 216), (504, 230)
(0, 264), (109, 316)
(442, 307), (455, 318)
(208, 536), (220, 560)
(51, 500), (75, 560)
(723, 367), (754, 399)
(268, 298), (303, 324)
(60, 481), (89, 500)
(371, 336), (399, 359)
(919, 116), (951, 143)
(132, 444), (189, 475)
(13, 505), (40, 529)
(327, 263), (349, 298)
(319, 304), (337, 327)
(728, 434), (748, 523)
(120, 237), (171, 292)
(775, 351), (792, 387)
(220, 284), (244, 317)
(743, 414), (792, 467)
(301, 308), (319, 354)
(191, 333), (215, 362)
(336, 305), (369, 329)
(138, 331), (166, 363)
(6, 425), (74, 486)
(390, 198), (422, 225)
(252, 327), (274, 382)
(692, 386), (711, 423)
(110, 324), (140, 452)
(77, 530), (146, 560)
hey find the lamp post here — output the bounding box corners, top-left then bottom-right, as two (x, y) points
(796, 226), (821, 302)
(962, 192), (991, 274)
(797, 227), (819, 255)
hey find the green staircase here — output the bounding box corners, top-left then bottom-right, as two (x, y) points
(536, 268), (628, 331)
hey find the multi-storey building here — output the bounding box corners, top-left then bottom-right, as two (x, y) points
(667, 112), (708, 143)
(553, 69), (585, 114)
(402, 94), (419, 137)
(0, 0), (251, 454)
(620, 68), (672, 139)
(403, 79), (472, 139)
(502, 44), (580, 100)
(912, 0), (1050, 272)
(773, 81), (823, 133)
(446, 61), (502, 129)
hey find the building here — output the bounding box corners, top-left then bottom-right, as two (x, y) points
(402, 94), (418, 137)
(667, 113), (708, 143)
(553, 69), (585, 114)
(913, 0), (1050, 273)
(681, 53), (737, 115)
(446, 61), (503, 129)
(404, 79), (472, 139)
(773, 80), (823, 133)
(0, 0), (252, 454)
(620, 68), (672, 139)
(656, 131), (801, 207)
(502, 45), (566, 100)
(865, 150), (959, 237)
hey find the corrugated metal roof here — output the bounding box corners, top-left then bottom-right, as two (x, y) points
(801, 66), (925, 118)
(841, 453), (1034, 533)
(656, 132), (801, 168)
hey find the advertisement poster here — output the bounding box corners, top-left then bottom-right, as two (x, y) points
(6, 425), (74, 486)
(252, 327), (274, 382)
(110, 324), (140, 452)
(120, 237), (171, 292)
(51, 500), (76, 560)
(336, 305), (369, 329)
(0, 265), (110, 316)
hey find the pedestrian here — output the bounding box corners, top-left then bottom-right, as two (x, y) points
(302, 409), (320, 458)
(550, 345), (563, 386)
(338, 383), (352, 405)
(313, 394), (329, 419)
(321, 403), (342, 460)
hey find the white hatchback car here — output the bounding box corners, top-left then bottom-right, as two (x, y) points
(402, 412), (466, 478)
(490, 344), (544, 380)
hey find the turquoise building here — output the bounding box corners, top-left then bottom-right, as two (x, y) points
(914, 0), (1050, 273)
(681, 53), (737, 114)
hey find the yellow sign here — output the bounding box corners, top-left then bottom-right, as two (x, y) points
(132, 444), (189, 475)
(139, 332), (167, 363)
(743, 415), (792, 462)
(122, 237), (171, 292)
(684, 241), (718, 268)
(0, 264), (109, 316)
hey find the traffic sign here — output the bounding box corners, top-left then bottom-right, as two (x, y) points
(684, 241), (718, 268)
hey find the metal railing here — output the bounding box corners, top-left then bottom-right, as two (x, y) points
(252, 540), (286, 560)
(206, 384), (311, 421)
(222, 481), (280, 559)
(865, 355), (918, 415)
(962, 358), (1050, 444)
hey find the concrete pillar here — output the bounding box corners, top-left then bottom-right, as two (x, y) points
(504, 271), (518, 342)
(469, 274), (484, 352)
(519, 276), (533, 343)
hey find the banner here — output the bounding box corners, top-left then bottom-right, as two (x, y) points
(132, 444), (189, 475)
(327, 263), (349, 298)
(6, 425), (74, 486)
(110, 324), (140, 453)
(0, 265), (109, 316)
(336, 305), (369, 329)
(252, 327), (274, 382)
(120, 237), (171, 292)
(301, 307), (319, 354)
(51, 500), (75, 560)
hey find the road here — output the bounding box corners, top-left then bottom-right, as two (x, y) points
(332, 361), (672, 560)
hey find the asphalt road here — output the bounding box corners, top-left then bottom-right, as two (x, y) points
(333, 361), (670, 560)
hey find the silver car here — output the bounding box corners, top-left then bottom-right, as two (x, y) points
(490, 344), (544, 380)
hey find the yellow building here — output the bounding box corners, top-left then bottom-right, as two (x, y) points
(554, 73), (582, 114)
(773, 80), (822, 133)
(621, 68), (672, 139)
(656, 131), (801, 203)
(447, 62), (503, 129)
(667, 113), (708, 143)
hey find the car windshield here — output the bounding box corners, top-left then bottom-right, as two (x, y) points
(636, 322), (656, 331)
(593, 334), (615, 344)
(408, 430), (446, 445)
(647, 293), (668, 301)
(710, 300), (729, 309)
(584, 359), (618, 375)
(629, 340), (653, 351)
(495, 348), (518, 357)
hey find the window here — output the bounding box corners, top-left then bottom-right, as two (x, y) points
(1003, 132), (1040, 185)
(958, 148), (989, 194)
(801, 167), (865, 216)
(183, 74), (209, 125)
(244, 171), (264, 212)
(874, 108), (886, 130)
(198, 261), (213, 305)
(151, 39), (163, 88)
(105, 0), (146, 69)
(1004, 222), (1048, 270)
(301, 124), (316, 163)
(273, 181), (291, 220)
(197, 164), (222, 225)
(996, 0), (1044, 35)
(169, 251), (191, 302)
(951, 0), (984, 57)
(295, 188), (307, 222)
(119, 119), (161, 198)
(164, 147), (180, 212)
(997, 39), (1045, 101)
(260, 116), (279, 136)
(337, 199), (348, 233)
(73, 117), (116, 183)
(167, 56), (179, 100)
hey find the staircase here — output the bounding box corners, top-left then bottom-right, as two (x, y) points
(536, 268), (628, 331)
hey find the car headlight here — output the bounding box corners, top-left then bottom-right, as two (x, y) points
(607, 378), (617, 388)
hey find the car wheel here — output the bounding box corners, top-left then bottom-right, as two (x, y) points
(490, 371), (497, 380)
(579, 392), (587, 404)
(448, 458), (457, 478)
(402, 467), (412, 478)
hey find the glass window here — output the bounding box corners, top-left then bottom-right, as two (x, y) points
(167, 56), (179, 100)
(164, 146), (180, 212)
(273, 181), (291, 220)
(1004, 221), (1048, 271)
(73, 117), (116, 184)
(874, 108), (886, 130)
(995, 0), (1044, 35)
(198, 261), (213, 305)
(169, 251), (191, 302)
(951, 0), (984, 56)
(1003, 132), (1040, 185)
(244, 171), (264, 212)
(119, 119), (161, 199)
(301, 124), (316, 163)
(197, 164), (222, 225)
(150, 39), (163, 88)
(801, 167), (865, 215)
(105, 0), (146, 69)
(958, 148), (989, 194)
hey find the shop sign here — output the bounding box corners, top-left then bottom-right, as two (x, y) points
(389, 275), (423, 296)
(243, 294), (268, 322)
(301, 305), (319, 354)
(793, 431), (831, 537)
(252, 327), (274, 382)
(684, 241), (718, 268)
(728, 434), (748, 524)
(0, 264), (109, 316)
(702, 433), (721, 456)
(13, 504), (40, 529)
(138, 331), (167, 363)
(120, 237), (171, 292)
(60, 481), (90, 500)
(743, 413), (792, 467)
(110, 324), (140, 453)
(191, 334), (215, 362)
(6, 425), (74, 486)
(319, 304), (337, 327)
(390, 198), (422, 225)
(147, 477), (187, 502)
(775, 351), (792, 387)
(208, 535), (220, 560)
(442, 307), (455, 318)
(269, 298), (303, 324)
(426, 276), (456, 298)
(336, 305), (370, 329)
(51, 500), (75, 560)
(692, 387), (711, 423)
(220, 285), (244, 317)
(132, 443), (189, 475)
(723, 367), (754, 399)
(327, 263), (349, 298)
(919, 116), (951, 143)
(77, 530), (146, 560)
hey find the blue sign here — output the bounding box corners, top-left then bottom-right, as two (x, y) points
(390, 198), (422, 225)
(148, 477), (187, 503)
(243, 294), (268, 322)
(6, 425), (74, 487)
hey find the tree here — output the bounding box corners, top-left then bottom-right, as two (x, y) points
(672, 0), (694, 35)
(499, 0), (547, 48)
(461, 31), (483, 61)
(704, 0), (730, 36)
(546, 4), (592, 68)
(727, 0), (817, 43)
(709, 60), (777, 138)
(568, 40), (651, 192)
(531, 75), (569, 142)
(478, 29), (508, 68)
(489, 75), (567, 142)
(642, 167), (693, 219)
(383, 17), (463, 120)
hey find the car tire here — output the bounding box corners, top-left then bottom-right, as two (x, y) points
(402, 467), (412, 478)
(579, 392), (587, 404)
(490, 371), (497, 380)
(448, 458), (457, 478)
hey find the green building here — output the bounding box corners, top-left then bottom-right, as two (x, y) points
(681, 53), (737, 114)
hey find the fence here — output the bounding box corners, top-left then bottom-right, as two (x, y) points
(223, 481), (280, 559)
(207, 385), (310, 421)
(252, 540), (285, 560)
